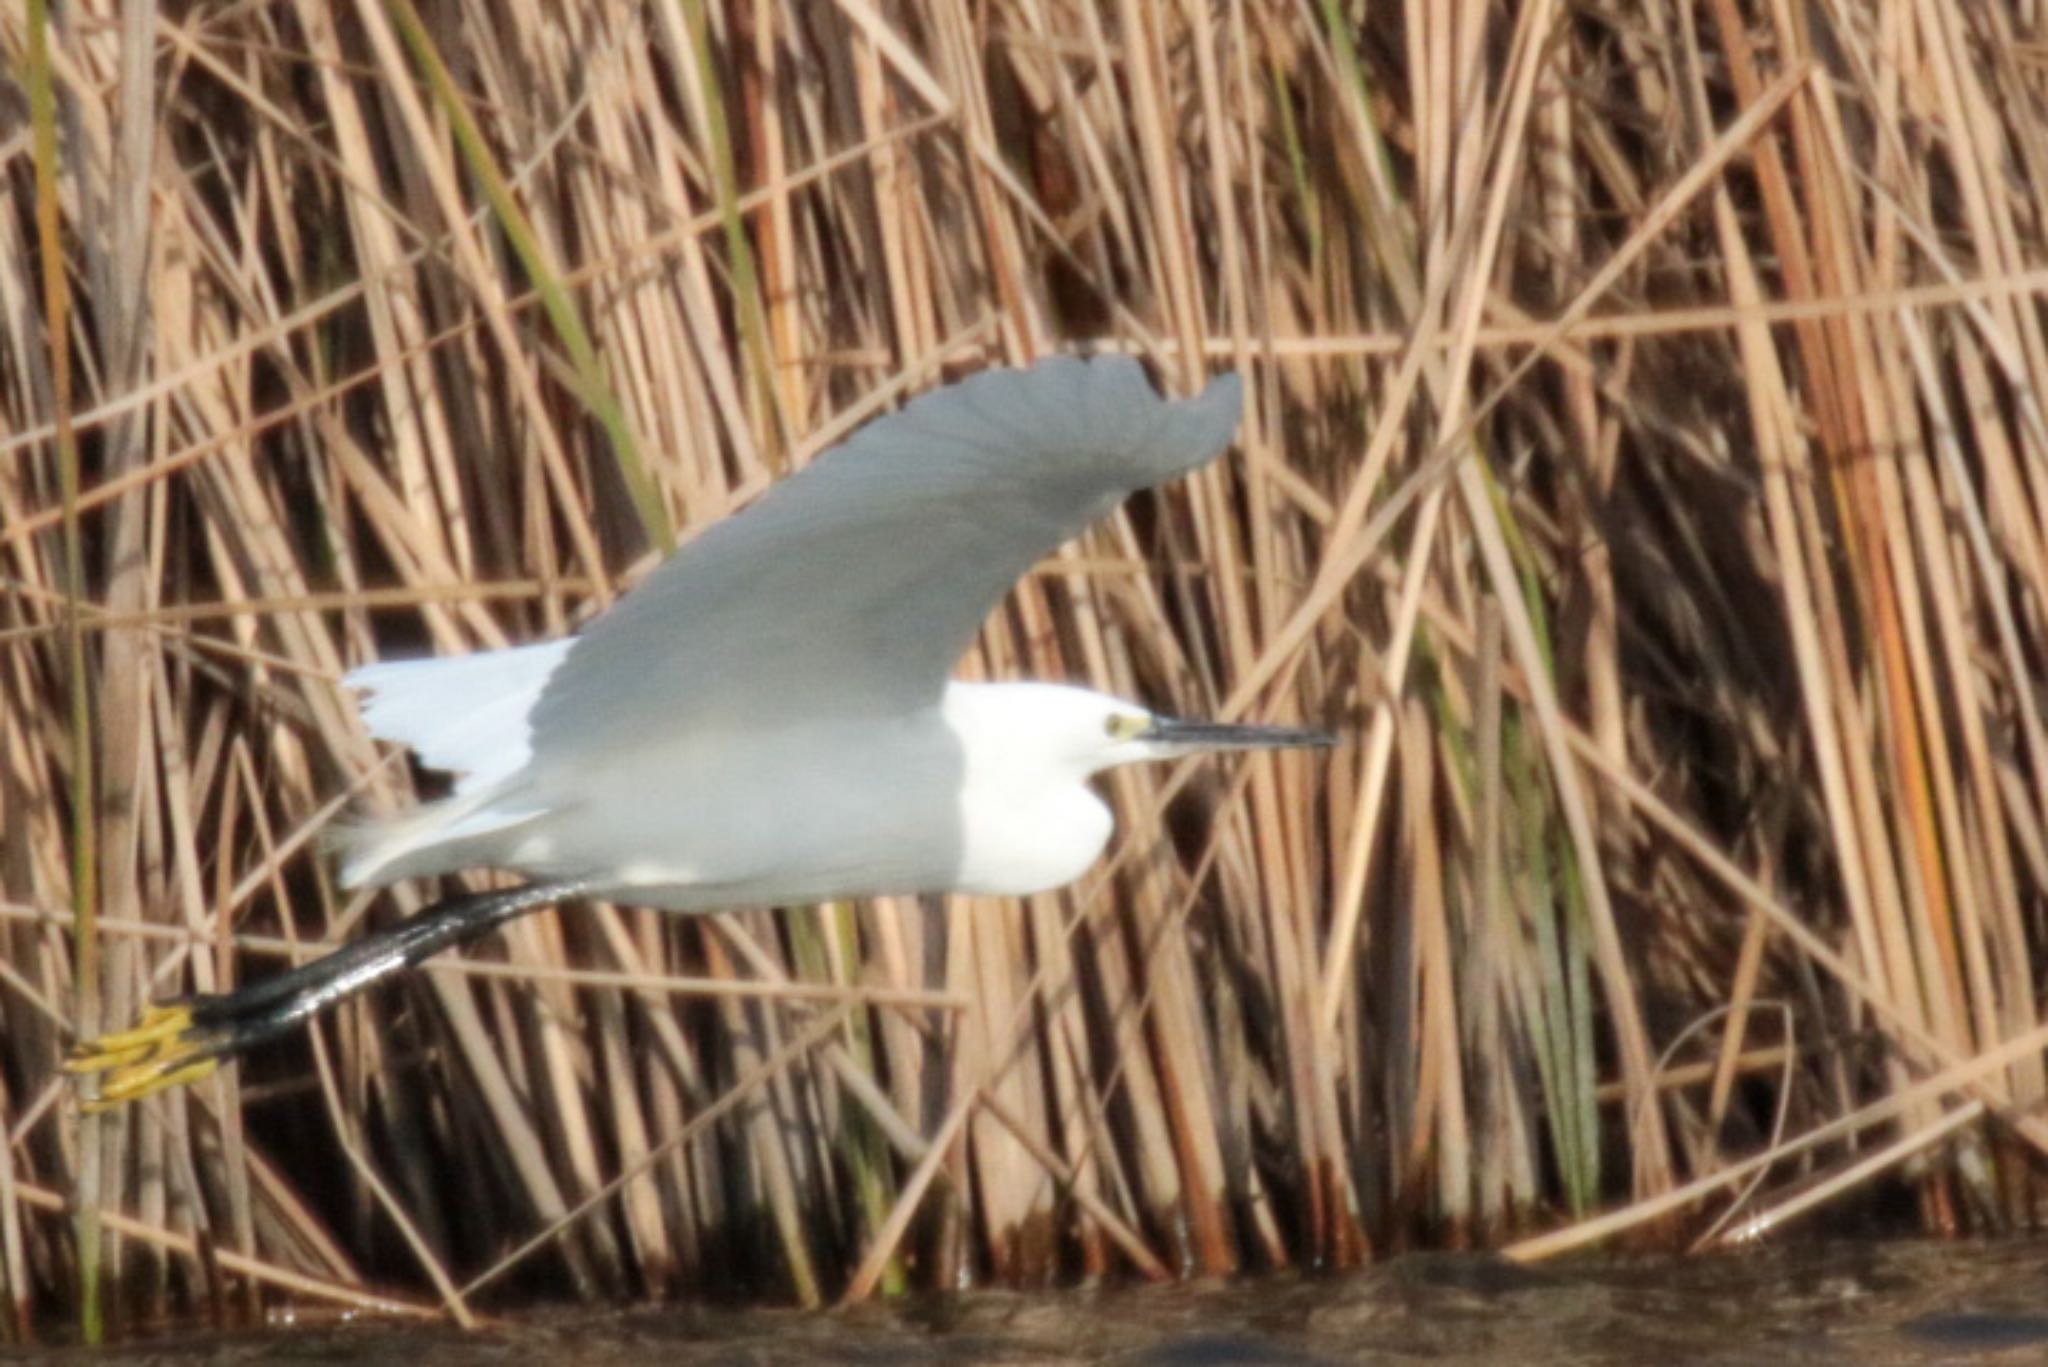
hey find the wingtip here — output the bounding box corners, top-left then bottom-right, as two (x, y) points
(1142, 365), (1245, 478)
(1193, 368), (1245, 428)
(1060, 354), (1246, 479)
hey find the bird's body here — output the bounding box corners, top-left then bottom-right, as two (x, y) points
(347, 668), (1119, 906)
(72, 355), (1331, 1107)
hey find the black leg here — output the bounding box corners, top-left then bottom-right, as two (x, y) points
(68, 879), (593, 1109)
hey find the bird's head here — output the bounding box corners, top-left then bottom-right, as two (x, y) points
(952, 683), (1334, 783)
(1092, 700), (1337, 773)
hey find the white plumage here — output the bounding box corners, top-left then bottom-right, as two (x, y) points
(333, 356), (1274, 904)
(347, 641), (569, 794)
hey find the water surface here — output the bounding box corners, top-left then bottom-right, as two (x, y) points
(72, 1238), (2048, 1364)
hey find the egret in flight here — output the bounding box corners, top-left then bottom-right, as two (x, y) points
(72, 355), (1330, 1107)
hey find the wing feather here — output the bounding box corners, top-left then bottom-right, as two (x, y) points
(523, 356), (1243, 764)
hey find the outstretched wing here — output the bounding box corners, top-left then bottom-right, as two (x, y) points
(523, 356), (1243, 765)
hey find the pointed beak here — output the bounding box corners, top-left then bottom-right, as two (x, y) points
(1138, 715), (1337, 755)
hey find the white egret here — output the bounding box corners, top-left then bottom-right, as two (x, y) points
(72, 355), (1330, 1106)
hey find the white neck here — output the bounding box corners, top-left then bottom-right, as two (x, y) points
(939, 682), (1125, 895)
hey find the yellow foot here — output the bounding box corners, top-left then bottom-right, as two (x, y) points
(66, 1004), (221, 1111)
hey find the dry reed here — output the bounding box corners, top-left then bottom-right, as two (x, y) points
(5, 0), (2048, 1339)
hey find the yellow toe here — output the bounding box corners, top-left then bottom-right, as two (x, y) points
(82, 1051), (220, 1112)
(65, 1003), (198, 1075)
(67, 1004), (216, 1109)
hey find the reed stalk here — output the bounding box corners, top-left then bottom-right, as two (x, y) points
(6, 0), (2048, 1335)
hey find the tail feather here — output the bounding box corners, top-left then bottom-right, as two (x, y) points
(346, 640), (570, 795)
(339, 640), (570, 884)
(327, 788), (545, 888)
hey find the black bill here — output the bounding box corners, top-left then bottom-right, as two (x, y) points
(1141, 716), (1337, 752)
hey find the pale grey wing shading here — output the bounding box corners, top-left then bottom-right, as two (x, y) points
(523, 356), (1244, 762)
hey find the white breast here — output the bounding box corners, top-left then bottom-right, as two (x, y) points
(943, 682), (1119, 895)
(952, 781), (1114, 896)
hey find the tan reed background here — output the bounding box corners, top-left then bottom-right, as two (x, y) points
(6, 0), (2048, 1337)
